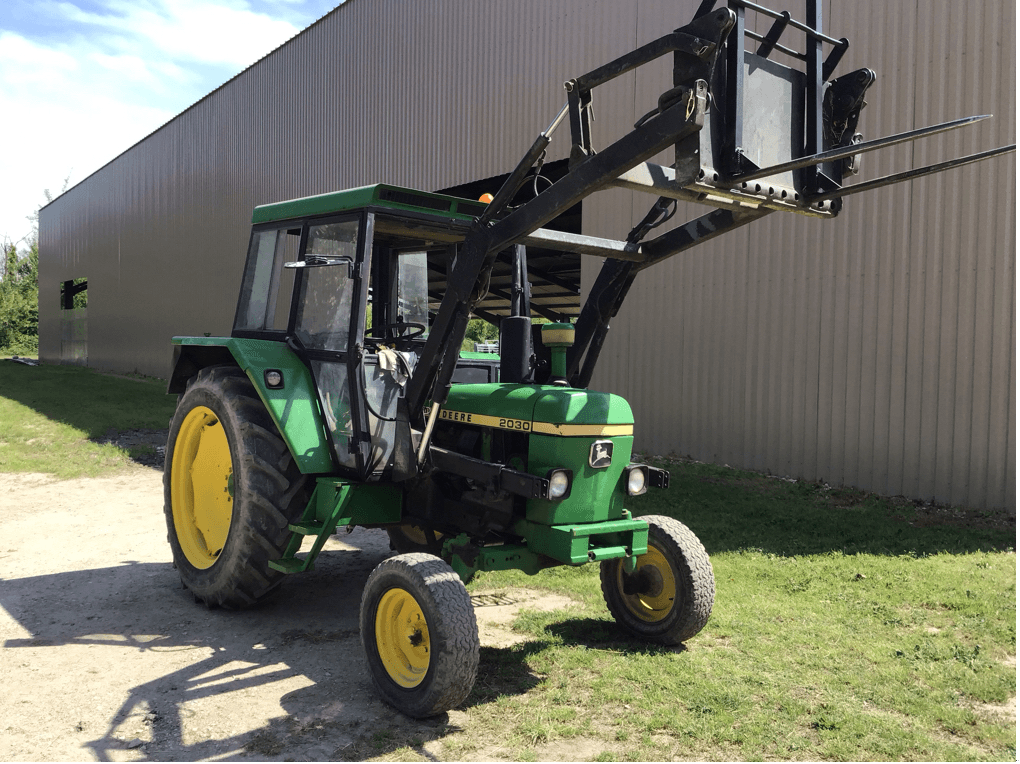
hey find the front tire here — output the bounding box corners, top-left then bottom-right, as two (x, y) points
(361, 553), (479, 717)
(600, 515), (714, 645)
(164, 365), (310, 608)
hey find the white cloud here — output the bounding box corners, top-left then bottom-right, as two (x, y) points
(0, 31), (177, 243)
(89, 51), (185, 87)
(0, 0), (309, 246)
(0, 32), (80, 86)
(45, 0), (301, 69)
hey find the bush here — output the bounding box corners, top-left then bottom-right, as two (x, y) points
(461, 317), (499, 351)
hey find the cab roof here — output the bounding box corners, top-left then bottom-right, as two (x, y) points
(251, 183), (488, 224)
(252, 183), (582, 325)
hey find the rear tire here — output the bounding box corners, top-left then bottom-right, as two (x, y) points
(600, 515), (714, 645)
(164, 365), (310, 608)
(361, 553), (479, 717)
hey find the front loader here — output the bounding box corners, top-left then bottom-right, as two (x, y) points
(163, 1), (1013, 717)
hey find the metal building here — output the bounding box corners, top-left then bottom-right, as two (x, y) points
(38, 0), (1015, 509)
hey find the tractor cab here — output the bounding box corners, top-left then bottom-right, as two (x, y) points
(229, 185), (499, 480)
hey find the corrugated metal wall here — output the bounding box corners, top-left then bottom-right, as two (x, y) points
(38, 0), (1014, 508)
(585, 0), (1015, 509)
(38, 0), (594, 374)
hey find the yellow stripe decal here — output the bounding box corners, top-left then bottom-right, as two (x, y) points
(436, 408), (633, 437)
(532, 422), (634, 437)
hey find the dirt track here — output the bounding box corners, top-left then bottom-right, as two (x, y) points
(0, 466), (566, 761)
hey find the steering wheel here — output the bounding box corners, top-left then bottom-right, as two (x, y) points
(363, 321), (427, 341)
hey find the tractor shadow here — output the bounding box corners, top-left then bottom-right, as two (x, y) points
(0, 529), (547, 762)
(542, 617), (688, 654)
(89, 428), (169, 470)
(465, 643), (547, 705)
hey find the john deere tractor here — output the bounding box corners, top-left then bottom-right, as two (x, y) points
(164, 1), (1012, 717)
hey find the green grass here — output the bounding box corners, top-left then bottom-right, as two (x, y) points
(374, 464), (1015, 761)
(0, 360), (177, 477)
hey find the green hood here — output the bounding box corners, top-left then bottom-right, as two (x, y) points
(440, 383), (633, 436)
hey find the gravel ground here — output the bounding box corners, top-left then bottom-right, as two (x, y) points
(0, 465), (564, 762)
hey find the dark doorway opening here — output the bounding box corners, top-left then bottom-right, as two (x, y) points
(59, 277), (88, 366)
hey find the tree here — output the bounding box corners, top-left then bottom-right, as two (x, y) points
(0, 241), (39, 353)
(0, 177), (67, 355)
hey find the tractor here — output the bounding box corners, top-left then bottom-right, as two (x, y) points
(163, 1), (1013, 717)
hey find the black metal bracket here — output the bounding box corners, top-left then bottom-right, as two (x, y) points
(565, 8), (734, 165)
(647, 466), (670, 489)
(714, 0), (853, 184)
(429, 446), (550, 500)
(823, 67), (877, 177)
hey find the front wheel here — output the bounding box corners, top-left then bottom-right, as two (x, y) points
(600, 515), (714, 645)
(360, 553), (479, 717)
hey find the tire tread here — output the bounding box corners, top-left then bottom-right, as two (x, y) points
(164, 365), (310, 609)
(361, 553), (479, 717)
(600, 514), (714, 645)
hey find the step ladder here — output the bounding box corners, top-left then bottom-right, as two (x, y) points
(268, 482), (356, 573)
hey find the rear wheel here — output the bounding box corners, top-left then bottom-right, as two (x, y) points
(164, 365), (310, 608)
(361, 553), (479, 717)
(600, 515), (714, 645)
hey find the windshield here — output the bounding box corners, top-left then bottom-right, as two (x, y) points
(293, 220), (361, 351)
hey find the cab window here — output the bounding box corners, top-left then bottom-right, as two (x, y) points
(293, 220), (361, 351)
(396, 251), (430, 337)
(234, 227), (298, 333)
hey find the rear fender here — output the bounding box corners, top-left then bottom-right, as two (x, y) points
(169, 336), (336, 474)
(167, 343), (235, 394)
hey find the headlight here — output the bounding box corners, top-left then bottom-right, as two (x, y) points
(626, 465), (648, 496)
(546, 469), (572, 500)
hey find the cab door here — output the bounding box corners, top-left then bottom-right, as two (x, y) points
(290, 215), (373, 476)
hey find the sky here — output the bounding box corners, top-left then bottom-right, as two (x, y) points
(0, 0), (344, 249)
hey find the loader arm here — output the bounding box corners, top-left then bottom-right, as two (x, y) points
(404, 7), (737, 429)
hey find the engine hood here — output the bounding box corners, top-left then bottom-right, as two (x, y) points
(439, 383), (633, 437)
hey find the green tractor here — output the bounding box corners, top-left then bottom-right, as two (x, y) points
(165, 183), (712, 717)
(163, 2), (1011, 717)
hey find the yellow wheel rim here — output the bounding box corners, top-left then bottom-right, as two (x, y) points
(375, 588), (431, 688)
(170, 405), (234, 569)
(617, 545), (677, 623)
